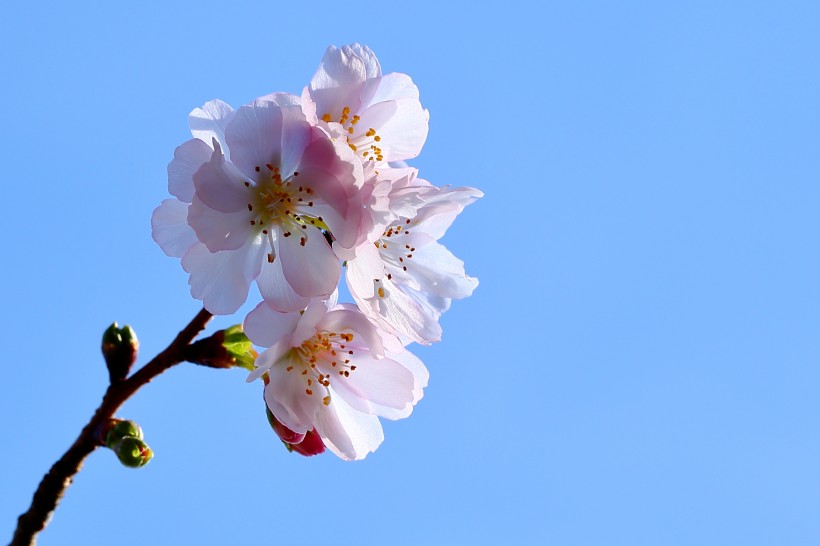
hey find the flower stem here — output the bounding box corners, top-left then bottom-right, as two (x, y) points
(9, 308), (213, 546)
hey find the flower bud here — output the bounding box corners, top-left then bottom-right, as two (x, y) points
(288, 429), (326, 457)
(186, 325), (257, 371)
(112, 436), (153, 468)
(266, 407), (305, 444)
(266, 408), (325, 456)
(103, 419), (143, 449)
(102, 322), (139, 382)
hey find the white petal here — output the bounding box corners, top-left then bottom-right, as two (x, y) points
(346, 44), (381, 79)
(358, 275), (442, 345)
(151, 199), (197, 258)
(189, 99), (235, 156)
(253, 92), (301, 108)
(368, 72), (419, 103)
(370, 97), (429, 162)
(385, 347), (429, 403)
(311, 44), (370, 91)
(325, 288), (339, 308)
(315, 393), (384, 461)
(413, 185), (483, 240)
(345, 244), (384, 300)
(405, 240), (479, 300)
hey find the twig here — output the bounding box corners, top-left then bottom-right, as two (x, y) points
(9, 308), (213, 546)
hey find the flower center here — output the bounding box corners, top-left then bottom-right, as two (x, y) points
(245, 164), (329, 263)
(283, 331), (358, 406)
(321, 106), (384, 162)
(373, 218), (416, 280)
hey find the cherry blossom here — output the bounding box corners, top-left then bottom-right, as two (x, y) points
(301, 43), (429, 166)
(152, 97), (364, 314)
(245, 299), (428, 461)
(150, 43), (481, 462)
(346, 172), (482, 344)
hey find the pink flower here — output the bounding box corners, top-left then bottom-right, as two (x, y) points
(152, 97), (364, 314)
(301, 44), (429, 166)
(245, 299), (428, 461)
(346, 171), (482, 344)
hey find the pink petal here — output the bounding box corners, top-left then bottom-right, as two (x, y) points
(188, 195), (255, 252)
(243, 301), (301, 348)
(279, 225), (340, 300)
(181, 241), (264, 315)
(225, 101), (312, 180)
(277, 105), (313, 176)
(247, 337), (291, 382)
(256, 243), (311, 313)
(328, 351), (418, 420)
(290, 299), (328, 347)
(264, 357), (320, 434)
(317, 308), (385, 357)
(192, 144), (251, 213)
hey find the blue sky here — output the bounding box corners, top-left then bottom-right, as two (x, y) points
(3, 1), (820, 544)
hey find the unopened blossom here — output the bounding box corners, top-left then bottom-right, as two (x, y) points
(301, 43), (429, 166)
(266, 407), (326, 456)
(245, 299), (428, 461)
(267, 410), (326, 456)
(152, 97), (364, 314)
(346, 173), (482, 344)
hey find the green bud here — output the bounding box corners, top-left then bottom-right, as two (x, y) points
(220, 325), (257, 371)
(112, 436), (153, 468)
(186, 325), (257, 371)
(102, 322), (139, 382)
(104, 419), (143, 449)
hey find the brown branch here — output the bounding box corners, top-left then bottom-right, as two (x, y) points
(9, 308), (213, 546)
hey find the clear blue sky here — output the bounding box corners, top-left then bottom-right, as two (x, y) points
(3, 1), (820, 545)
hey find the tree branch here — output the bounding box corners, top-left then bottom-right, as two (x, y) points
(9, 308), (213, 546)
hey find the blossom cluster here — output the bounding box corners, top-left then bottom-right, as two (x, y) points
(152, 44), (480, 460)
